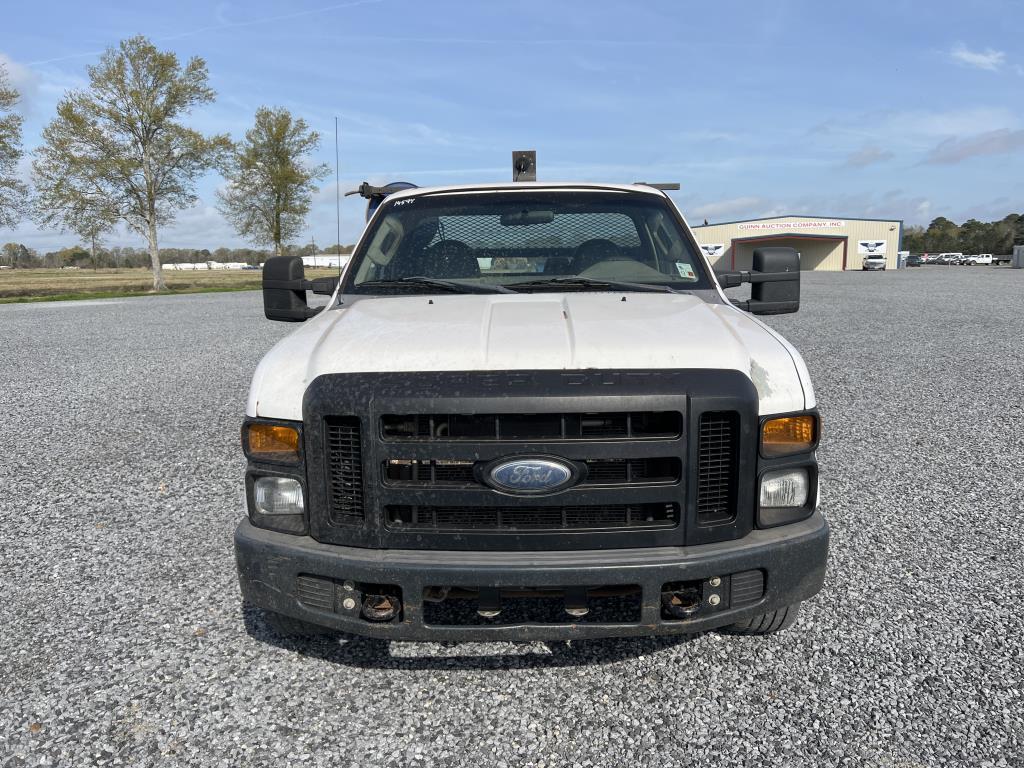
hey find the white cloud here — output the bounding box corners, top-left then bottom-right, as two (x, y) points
(925, 128), (1024, 164)
(0, 53), (40, 115)
(844, 145), (894, 168)
(950, 43), (1005, 72)
(691, 196), (772, 220)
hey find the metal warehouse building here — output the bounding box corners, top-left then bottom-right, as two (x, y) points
(691, 215), (903, 271)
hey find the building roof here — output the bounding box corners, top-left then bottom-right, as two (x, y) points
(692, 214), (902, 228)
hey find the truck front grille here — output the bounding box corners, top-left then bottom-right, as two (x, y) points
(306, 370), (757, 551)
(387, 503), (678, 532)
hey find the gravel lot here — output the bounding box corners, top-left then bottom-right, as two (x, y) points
(2, 267), (1022, 767)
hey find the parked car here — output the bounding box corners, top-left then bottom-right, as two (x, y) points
(862, 253), (887, 271)
(906, 254), (923, 267)
(967, 254), (993, 265)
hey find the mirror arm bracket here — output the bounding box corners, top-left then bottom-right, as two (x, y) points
(262, 277), (339, 295)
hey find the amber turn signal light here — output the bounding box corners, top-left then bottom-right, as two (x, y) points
(245, 423), (300, 463)
(761, 415), (818, 458)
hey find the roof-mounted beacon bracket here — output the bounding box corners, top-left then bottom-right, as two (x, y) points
(346, 181), (418, 221)
(634, 182), (680, 191)
(513, 150), (536, 182)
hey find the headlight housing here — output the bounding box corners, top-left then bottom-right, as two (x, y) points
(761, 414), (818, 458)
(758, 468), (813, 528)
(248, 475), (308, 534)
(243, 421), (301, 464)
(254, 477), (304, 515)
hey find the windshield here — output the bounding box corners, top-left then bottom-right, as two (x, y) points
(345, 190), (712, 294)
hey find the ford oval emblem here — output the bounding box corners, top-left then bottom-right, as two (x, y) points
(484, 457), (577, 495)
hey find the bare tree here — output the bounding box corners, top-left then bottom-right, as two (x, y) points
(31, 36), (229, 290)
(217, 107), (328, 257)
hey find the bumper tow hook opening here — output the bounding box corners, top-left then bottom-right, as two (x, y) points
(564, 586), (589, 617)
(361, 594), (400, 622)
(477, 587), (501, 618)
(661, 587), (701, 619)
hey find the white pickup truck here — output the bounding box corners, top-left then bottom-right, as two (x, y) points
(967, 254), (993, 265)
(235, 173), (828, 643)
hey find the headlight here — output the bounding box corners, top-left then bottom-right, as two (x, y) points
(758, 468), (812, 528)
(244, 422), (301, 464)
(254, 477), (304, 515)
(760, 468), (808, 507)
(761, 414), (818, 457)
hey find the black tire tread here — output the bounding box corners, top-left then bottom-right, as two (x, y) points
(722, 603), (800, 635)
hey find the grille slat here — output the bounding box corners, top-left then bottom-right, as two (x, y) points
(381, 411), (681, 441)
(696, 412), (739, 524)
(384, 457), (680, 487)
(325, 417), (365, 524)
(387, 503), (678, 532)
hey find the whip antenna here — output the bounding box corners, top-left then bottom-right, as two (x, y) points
(335, 116), (342, 279)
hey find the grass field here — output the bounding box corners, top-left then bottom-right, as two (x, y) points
(0, 267), (341, 303)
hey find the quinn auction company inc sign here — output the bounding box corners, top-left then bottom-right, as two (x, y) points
(737, 220), (846, 231)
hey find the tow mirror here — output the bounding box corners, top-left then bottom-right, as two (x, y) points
(715, 247), (800, 315)
(262, 256), (339, 322)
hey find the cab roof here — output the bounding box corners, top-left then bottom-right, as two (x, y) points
(383, 181), (672, 201)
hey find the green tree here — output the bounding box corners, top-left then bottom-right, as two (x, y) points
(31, 36), (229, 290)
(957, 218), (988, 254)
(924, 216), (960, 253)
(0, 63), (28, 230)
(901, 225), (925, 254)
(2, 242), (37, 267)
(217, 107), (329, 257)
(1013, 213), (1024, 247)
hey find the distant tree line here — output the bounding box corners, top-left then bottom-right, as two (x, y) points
(0, 37), (332, 289)
(0, 241), (354, 270)
(902, 214), (1023, 255)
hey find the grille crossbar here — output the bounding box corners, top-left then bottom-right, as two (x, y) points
(381, 411), (681, 441)
(387, 503), (678, 532)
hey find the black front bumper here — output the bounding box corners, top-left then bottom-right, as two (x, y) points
(235, 512), (829, 641)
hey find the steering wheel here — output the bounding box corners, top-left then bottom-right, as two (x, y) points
(573, 238), (635, 273)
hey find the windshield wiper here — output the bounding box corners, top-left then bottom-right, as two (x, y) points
(355, 277), (514, 294)
(506, 277), (679, 294)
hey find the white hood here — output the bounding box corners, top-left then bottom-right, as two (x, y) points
(247, 293), (814, 420)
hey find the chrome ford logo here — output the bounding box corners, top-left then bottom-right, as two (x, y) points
(485, 457), (576, 495)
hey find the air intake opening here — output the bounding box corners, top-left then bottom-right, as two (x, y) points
(696, 411), (740, 524)
(325, 417), (365, 524)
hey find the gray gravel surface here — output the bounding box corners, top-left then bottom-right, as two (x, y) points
(1, 268), (1022, 767)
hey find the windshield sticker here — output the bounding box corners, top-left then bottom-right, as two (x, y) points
(675, 261), (696, 280)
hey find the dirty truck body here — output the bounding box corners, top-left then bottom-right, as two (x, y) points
(235, 181), (828, 641)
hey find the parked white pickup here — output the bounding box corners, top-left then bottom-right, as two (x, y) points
(966, 254), (993, 265)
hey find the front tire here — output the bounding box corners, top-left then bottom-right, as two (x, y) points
(721, 603), (801, 635)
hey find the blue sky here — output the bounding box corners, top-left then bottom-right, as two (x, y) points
(2, 0), (1023, 251)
